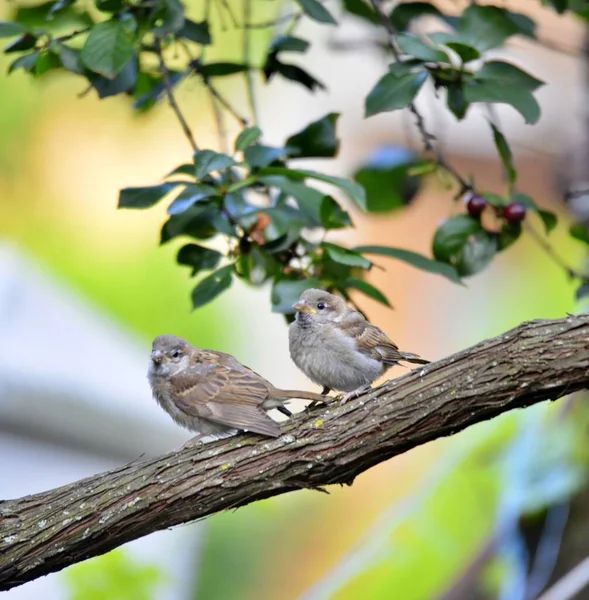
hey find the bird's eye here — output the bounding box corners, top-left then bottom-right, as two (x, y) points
(317, 303), (325, 310)
(172, 350), (181, 358)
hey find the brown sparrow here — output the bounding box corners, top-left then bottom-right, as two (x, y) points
(288, 289), (430, 402)
(148, 334), (328, 445)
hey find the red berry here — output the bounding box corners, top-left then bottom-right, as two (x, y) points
(466, 194), (487, 217)
(502, 203), (526, 224)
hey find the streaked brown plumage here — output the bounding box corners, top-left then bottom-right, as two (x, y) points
(148, 334), (327, 444)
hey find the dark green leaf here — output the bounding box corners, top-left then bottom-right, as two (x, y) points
(244, 145), (289, 168)
(161, 204), (221, 243)
(14, 1), (92, 29)
(475, 60), (543, 90)
(537, 210), (557, 234)
(397, 34), (449, 62)
(497, 222), (521, 251)
(166, 163), (196, 178)
(90, 56), (137, 98)
(191, 265), (233, 310)
(96, 0), (124, 11)
(509, 192), (536, 209)
(353, 146), (420, 213)
(341, 0), (378, 24)
(323, 243), (371, 268)
(263, 54), (325, 91)
(177, 243), (222, 276)
(570, 223), (589, 245)
(390, 2), (443, 32)
(199, 62), (249, 77)
(269, 35), (309, 53)
(490, 123), (516, 185)
(177, 19), (210, 44)
(153, 0), (185, 35)
(286, 113), (340, 158)
(432, 214), (481, 262)
(365, 71), (427, 117)
(355, 245), (462, 284)
(446, 82), (469, 119)
(167, 184), (219, 215)
(504, 11), (536, 38)
(320, 197), (352, 229)
(193, 150), (236, 180)
(576, 283), (589, 301)
(455, 230), (497, 276)
(458, 5), (520, 52)
(295, 0), (337, 24)
(0, 21), (28, 38)
(34, 51), (61, 75)
(133, 70), (186, 109)
(443, 42), (480, 63)
(271, 277), (322, 313)
(260, 175), (325, 226)
(8, 51), (40, 73)
(47, 0), (76, 19)
(119, 183), (179, 209)
(256, 166), (367, 211)
(56, 43), (84, 74)
(547, 0), (569, 14)
(341, 278), (391, 307)
(235, 126), (262, 152)
(481, 192), (506, 207)
(4, 32), (37, 53)
(81, 16), (137, 79)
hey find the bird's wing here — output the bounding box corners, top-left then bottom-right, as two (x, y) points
(170, 355), (280, 437)
(339, 312), (404, 364)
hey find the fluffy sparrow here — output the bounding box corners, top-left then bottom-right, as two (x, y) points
(289, 289), (430, 402)
(148, 334), (327, 445)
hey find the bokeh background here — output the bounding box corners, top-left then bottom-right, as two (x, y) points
(2, 1), (589, 599)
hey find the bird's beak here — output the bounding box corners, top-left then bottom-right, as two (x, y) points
(151, 350), (164, 365)
(293, 301), (317, 314)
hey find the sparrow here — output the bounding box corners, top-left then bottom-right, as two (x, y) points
(288, 289), (430, 403)
(148, 334), (328, 445)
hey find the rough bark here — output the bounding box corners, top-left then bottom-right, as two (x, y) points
(2, 315), (589, 591)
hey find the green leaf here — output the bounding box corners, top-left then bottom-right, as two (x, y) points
(397, 34), (449, 62)
(355, 245), (462, 284)
(570, 223), (589, 245)
(8, 52), (40, 73)
(259, 176), (325, 226)
(34, 50), (61, 75)
(427, 33), (481, 62)
(497, 222), (521, 251)
(153, 0), (185, 35)
(193, 150), (236, 180)
(191, 265), (233, 310)
(177, 243), (222, 276)
(0, 21), (28, 38)
(341, 278), (392, 307)
(4, 32), (37, 53)
(161, 204), (221, 243)
(119, 183), (179, 209)
(244, 145), (289, 168)
(167, 184), (219, 215)
(457, 5), (520, 52)
(81, 16), (137, 79)
(96, 0), (125, 11)
(475, 60), (543, 90)
(576, 283), (589, 301)
(199, 62), (249, 77)
(341, 0), (378, 24)
(481, 192), (506, 207)
(295, 0), (337, 24)
(390, 2), (443, 32)
(365, 71), (427, 117)
(537, 210), (557, 234)
(323, 243), (372, 268)
(89, 57), (137, 98)
(271, 277), (322, 313)
(56, 43), (84, 74)
(432, 215), (481, 262)
(353, 146), (420, 213)
(446, 82), (469, 119)
(177, 19), (210, 44)
(235, 126), (262, 152)
(490, 123), (516, 186)
(256, 166), (367, 211)
(166, 163), (196, 178)
(320, 197), (352, 230)
(269, 35), (309, 53)
(263, 55), (325, 92)
(455, 230), (497, 276)
(286, 113), (340, 158)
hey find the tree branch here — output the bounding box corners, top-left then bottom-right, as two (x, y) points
(2, 315), (589, 590)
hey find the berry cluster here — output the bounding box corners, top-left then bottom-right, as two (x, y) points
(466, 194), (526, 224)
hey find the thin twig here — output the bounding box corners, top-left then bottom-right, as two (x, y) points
(207, 81), (249, 127)
(155, 40), (199, 153)
(536, 555), (589, 600)
(209, 89), (229, 155)
(242, 0), (258, 125)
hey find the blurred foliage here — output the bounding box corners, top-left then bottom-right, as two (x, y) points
(2, 0), (587, 317)
(63, 550), (165, 600)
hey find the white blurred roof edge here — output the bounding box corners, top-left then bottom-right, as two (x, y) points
(0, 241), (187, 460)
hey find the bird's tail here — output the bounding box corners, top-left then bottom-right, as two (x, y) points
(400, 352), (430, 365)
(276, 389), (330, 403)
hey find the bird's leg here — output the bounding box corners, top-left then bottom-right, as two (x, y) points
(321, 385), (332, 396)
(339, 385), (372, 404)
(306, 386), (332, 410)
(176, 433), (204, 451)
